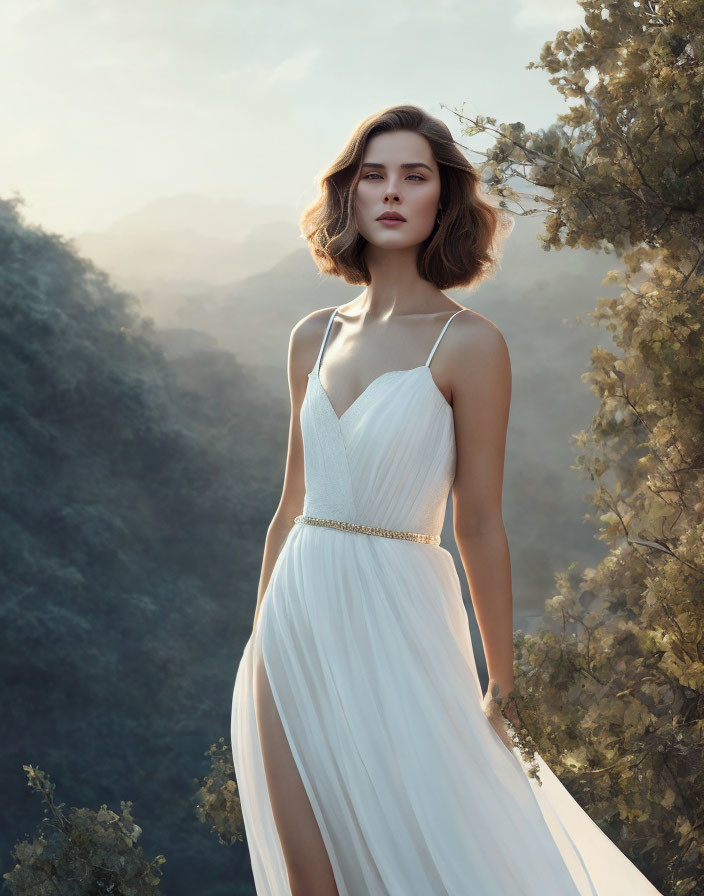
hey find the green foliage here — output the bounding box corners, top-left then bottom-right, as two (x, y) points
(443, 1), (704, 893)
(3, 765), (165, 895)
(193, 738), (245, 846)
(0, 194), (286, 892)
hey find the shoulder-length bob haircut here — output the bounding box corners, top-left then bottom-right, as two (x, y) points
(299, 104), (513, 291)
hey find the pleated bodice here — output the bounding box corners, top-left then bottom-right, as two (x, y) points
(301, 307), (462, 539)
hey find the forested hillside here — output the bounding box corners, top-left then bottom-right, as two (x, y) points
(0, 195), (284, 894)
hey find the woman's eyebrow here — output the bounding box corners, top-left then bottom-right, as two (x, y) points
(361, 162), (433, 172)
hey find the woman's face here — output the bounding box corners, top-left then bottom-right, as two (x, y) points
(354, 129), (442, 249)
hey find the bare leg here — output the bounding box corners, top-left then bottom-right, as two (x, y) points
(253, 646), (339, 896)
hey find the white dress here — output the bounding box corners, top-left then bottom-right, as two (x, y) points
(231, 307), (663, 895)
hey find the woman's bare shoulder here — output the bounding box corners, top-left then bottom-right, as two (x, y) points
(452, 308), (508, 361)
(448, 308), (511, 400)
(288, 305), (338, 378)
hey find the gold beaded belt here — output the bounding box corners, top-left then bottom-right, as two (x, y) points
(293, 514), (441, 546)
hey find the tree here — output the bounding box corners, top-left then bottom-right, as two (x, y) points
(193, 738), (245, 847)
(4, 765), (165, 895)
(442, 0), (704, 892)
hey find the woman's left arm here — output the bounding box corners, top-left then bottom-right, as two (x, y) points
(448, 315), (515, 741)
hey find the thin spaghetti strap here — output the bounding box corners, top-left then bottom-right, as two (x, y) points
(315, 307), (338, 374)
(425, 309), (465, 367)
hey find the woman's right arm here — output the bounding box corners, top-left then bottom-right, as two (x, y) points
(251, 308), (332, 632)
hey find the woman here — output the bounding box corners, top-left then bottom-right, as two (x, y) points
(231, 105), (662, 896)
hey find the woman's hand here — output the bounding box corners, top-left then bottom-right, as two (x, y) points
(481, 688), (544, 785)
(481, 690), (517, 752)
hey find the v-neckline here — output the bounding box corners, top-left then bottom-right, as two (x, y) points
(311, 364), (448, 424)
(311, 305), (464, 424)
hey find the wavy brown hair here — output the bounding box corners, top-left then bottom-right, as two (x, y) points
(299, 104), (513, 291)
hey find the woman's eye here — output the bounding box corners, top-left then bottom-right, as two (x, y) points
(363, 173), (425, 181)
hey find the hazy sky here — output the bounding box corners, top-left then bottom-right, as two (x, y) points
(1, 0), (586, 237)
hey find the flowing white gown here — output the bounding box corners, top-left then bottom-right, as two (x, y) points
(231, 307), (663, 896)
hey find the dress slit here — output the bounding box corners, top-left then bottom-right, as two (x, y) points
(254, 617), (346, 894)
